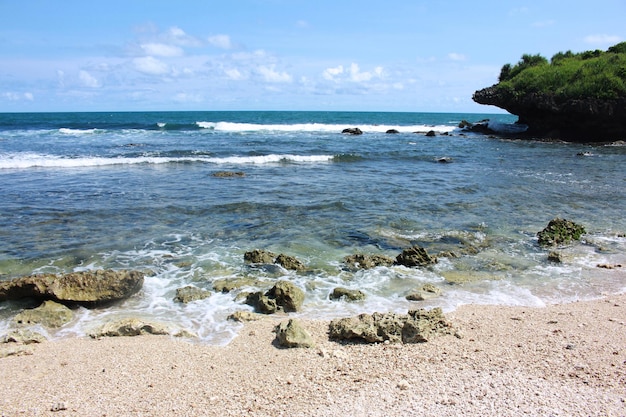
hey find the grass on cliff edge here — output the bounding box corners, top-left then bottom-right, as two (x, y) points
(496, 42), (626, 102)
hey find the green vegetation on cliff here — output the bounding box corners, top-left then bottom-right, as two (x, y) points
(496, 42), (626, 102)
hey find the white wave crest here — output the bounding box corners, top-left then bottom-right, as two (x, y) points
(0, 153), (335, 169)
(59, 128), (102, 135)
(197, 121), (455, 134)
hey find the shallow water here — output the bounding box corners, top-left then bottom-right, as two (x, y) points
(1, 111), (625, 344)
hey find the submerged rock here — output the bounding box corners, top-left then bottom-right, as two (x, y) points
(329, 287), (366, 302)
(394, 246), (438, 267)
(174, 286), (212, 303)
(405, 284), (443, 301)
(212, 171), (245, 178)
(537, 218), (586, 247)
(274, 319), (315, 348)
(328, 307), (456, 344)
(0, 270), (144, 306)
(227, 311), (264, 322)
(13, 300), (74, 328)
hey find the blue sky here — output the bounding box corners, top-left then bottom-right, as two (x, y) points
(1, 0), (624, 113)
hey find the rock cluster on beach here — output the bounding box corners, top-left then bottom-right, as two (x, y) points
(328, 307), (459, 344)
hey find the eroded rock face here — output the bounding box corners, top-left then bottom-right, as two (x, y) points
(405, 283), (443, 301)
(537, 218), (586, 247)
(342, 127), (363, 135)
(244, 250), (306, 271)
(343, 254), (395, 270)
(394, 246), (437, 267)
(13, 300), (74, 328)
(329, 308), (457, 344)
(174, 286), (211, 303)
(274, 319), (315, 348)
(473, 87), (626, 142)
(0, 270), (144, 306)
(245, 280), (305, 314)
(89, 318), (169, 338)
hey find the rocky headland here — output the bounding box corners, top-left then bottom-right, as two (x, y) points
(473, 42), (626, 142)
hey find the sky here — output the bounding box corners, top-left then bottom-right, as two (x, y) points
(0, 0), (624, 113)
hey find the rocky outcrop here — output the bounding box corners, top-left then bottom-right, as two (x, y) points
(329, 308), (457, 344)
(394, 246), (437, 267)
(274, 319), (315, 348)
(244, 249), (306, 271)
(174, 286), (211, 303)
(1, 328), (47, 344)
(13, 300), (74, 328)
(329, 287), (366, 301)
(343, 254), (395, 270)
(537, 218), (586, 247)
(0, 270), (144, 306)
(473, 86), (626, 142)
(342, 127), (363, 135)
(89, 318), (169, 338)
(245, 280), (305, 314)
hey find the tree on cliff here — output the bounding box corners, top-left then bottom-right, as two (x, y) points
(473, 42), (626, 141)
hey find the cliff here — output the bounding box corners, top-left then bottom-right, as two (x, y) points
(473, 43), (626, 142)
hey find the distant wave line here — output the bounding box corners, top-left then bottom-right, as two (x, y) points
(0, 153), (336, 169)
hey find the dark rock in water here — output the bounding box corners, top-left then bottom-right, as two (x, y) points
(329, 287), (366, 301)
(13, 300), (74, 328)
(547, 251), (563, 263)
(537, 218), (586, 247)
(174, 286), (212, 303)
(212, 171), (245, 178)
(266, 281), (305, 312)
(425, 130), (436, 137)
(275, 253), (306, 271)
(246, 280), (305, 314)
(244, 249), (306, 271)
(386, 129), (400, 134)
(244, 249), (278, 264)
(343, 254), (395, 270)
(395, 246), (437, 267)
(89, 318), (169, 338)
(437, 157), (452, 163)
(342, 127), (363, 135)
(328, 307), (456, 344)
(0, 270), (144, 306)
(274, 319), (315, 348)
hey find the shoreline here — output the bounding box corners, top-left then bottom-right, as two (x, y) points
(1, 294), (624, 416)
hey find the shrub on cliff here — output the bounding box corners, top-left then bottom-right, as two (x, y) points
(495, 42), (626, 102)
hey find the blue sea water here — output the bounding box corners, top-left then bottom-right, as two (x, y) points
(0, 111), (625, 344)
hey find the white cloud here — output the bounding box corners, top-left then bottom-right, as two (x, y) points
(174, 92), (203, 103)
(532, 20), (555, 28)
(140, 43), (184, 57)
(584, 34), (622, 45)
(133, 56), (170, 75)
(166, 26), (202, 47)
(208, 34), (233, 50)
(3, 92), (34, 101)
(79, 70), (101, 88)
(225, 68), (246, 80)
(323, 65), (344, 81)
(257, 65), (292, 83)
(448, 53), (466, 61)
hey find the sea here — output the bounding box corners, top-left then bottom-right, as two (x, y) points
(1, 111), (625, 344)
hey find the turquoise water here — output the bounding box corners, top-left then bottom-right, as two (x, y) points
(1, 111), (624, 344)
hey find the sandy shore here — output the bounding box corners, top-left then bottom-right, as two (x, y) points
(1, 294), (625, 417)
